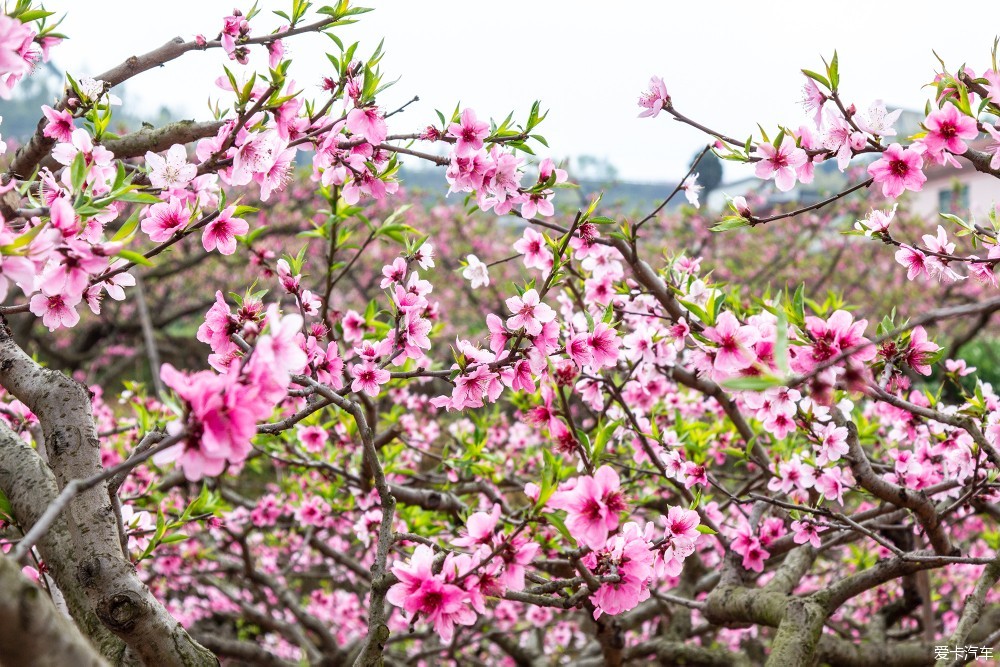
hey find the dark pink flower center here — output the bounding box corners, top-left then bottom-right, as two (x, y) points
(938, 121), (957, 139)
(581, 498), (604, 522)
(769, 153), (788, 169)
(604, 491), (627, 514)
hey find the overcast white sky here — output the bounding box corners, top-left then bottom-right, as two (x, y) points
(35, 0), (1000, 182)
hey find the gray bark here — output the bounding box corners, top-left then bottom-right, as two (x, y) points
(0, 320), (217, 666)
(0, 554), (108, 667)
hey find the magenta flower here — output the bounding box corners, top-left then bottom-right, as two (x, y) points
(982, 124), (1000, 171)
(0, 14), (35, 99)
(380, 257), (407, 289)
(220, 10), (248, 59)
(296, 425), (328, 453)
(445, 365), (502, 410)
(904, 326), (939, 376)
(921, 103), (978, 155)
(387, 545), (475, 643)
(452, 504), (500, 548)
(447, 108), (490, 157)
(740, 537), (769, 573)
(791, 520), (822, 549)
(895, 245), (929, 281)
(703, 311), (760, 374)
(763, 412), (796, 440)
(921, 225), (962, 283)
(796, 310), (875, 372)
(485, 313), (508, 355)
(814, 468), (851, 504)
(155, 364), (259, 481)
(346, 106), (387, 146)
(754, 137), (807, 192)
(29, 293), (81, 331)
(505, 288), (555, 336)
(550, 465), (629, 550)
(800, 77), (826, 127)
(867, 143), (926, 199)
(822, 111), (867, 171)
(197, 291), (237, 357)
(386, 542), (434, 607)
(266, 38), (284, 69)
(589, 522), (654, 618)
(500, 358), (535, 393)
(41, 105), (74, 143)
(230, 131), (282, 186)
(663, 506), (700, 543)
(499, 534), (539, 591)
(202, 205), (248, 255)
(51, 128), (116, 194)
(256, 304), (308, 377)
(349, 360), (390, 397)
(637, 76), (670, 118)
(681, 461), (708, 489)
(855, 204), (896, 237)
(969, 245), (1000, 287)
(767, 456), (815, 495)
(513, 227), (553, 272)
(586, 323), (620, 369)
(255, 141), (295, 201)
(814, 423), (849, 465)
(566, 332), (592, 367)
(141, 198), (189, 242)
(945, 359), (976, 377)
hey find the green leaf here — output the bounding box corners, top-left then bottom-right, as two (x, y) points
(801, 69), (831, 90)
(775, 310), (790, 375)
(546, 513), (575, 545)
(17, 9), (55, 22)
(116, 249), (154, 267)
(111, 210), (141, 243)
(721, 375), (784, 391)
(792, 283), (806, 324)
(233, 205), (259, 217)
(70, 152), (87, 192)
(583, 193), (603, 220)
(676, 298), (709, 324)
(591, 419), (621, 464)
(828, 50), (840, 90)
(116, 191), (162, 204)
(710, 217), (750, 232)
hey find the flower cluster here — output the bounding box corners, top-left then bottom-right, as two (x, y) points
(156, 304), (306, 480)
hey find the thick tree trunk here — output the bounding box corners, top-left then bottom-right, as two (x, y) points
(0, 554), (109, 666)
(0, 321), (217, 667)
(0, 426), (123, 657)
(766, 598), (827, 667)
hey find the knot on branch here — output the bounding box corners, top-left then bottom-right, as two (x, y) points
(97, 591), (146, 632)
(374, 623), (390, 646)
(77, 555), (101, 588)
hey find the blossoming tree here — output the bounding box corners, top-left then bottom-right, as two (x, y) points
(2, 3), (1000, 666)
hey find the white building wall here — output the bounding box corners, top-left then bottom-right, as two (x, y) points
(909, 171), (1000, 220)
